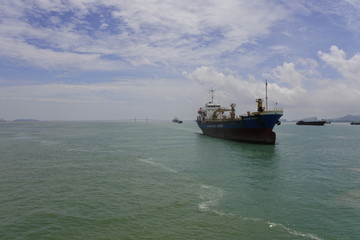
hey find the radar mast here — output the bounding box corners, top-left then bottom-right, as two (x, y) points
(209, 88), (215, 104)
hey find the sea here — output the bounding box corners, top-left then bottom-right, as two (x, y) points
(0, 121), (359, 240)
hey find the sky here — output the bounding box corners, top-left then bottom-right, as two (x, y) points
(1, 0), (360, 121)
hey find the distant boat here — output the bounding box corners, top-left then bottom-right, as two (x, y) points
(172, 117), (183, 123)
(350, 121), (360, 125)
(296, 120), (326, 126)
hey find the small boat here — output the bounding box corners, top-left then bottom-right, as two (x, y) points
(296, 120), (326, 126)
(172, 117), (183, 123)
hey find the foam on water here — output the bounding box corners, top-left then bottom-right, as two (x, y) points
(197, 184), (230, 218)
(198, 184), (222, 210)
(40, 140), (60, 146)
(196, 183), (324, 239)
(329, 136), (351, 139)
(267, 222), (323, 240)
(138, 158), (177, 173)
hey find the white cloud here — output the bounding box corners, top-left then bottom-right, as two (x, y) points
(0, 0), (289, 70)
(269, 62), (303, 88)
(318, 46), (360, 84)
(0, 36), (125, 71)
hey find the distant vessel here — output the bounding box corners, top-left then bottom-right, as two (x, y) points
(350, 121), (360, 125)
(196, 83), (283, 144)
(172, 117), (183, 123)
(296, 120), (326, 126)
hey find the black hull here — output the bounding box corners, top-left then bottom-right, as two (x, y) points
(200, 127), (276, 144)
(296, 121), (326, 126)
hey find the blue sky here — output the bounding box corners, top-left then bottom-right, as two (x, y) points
(1, 0), (360, 121)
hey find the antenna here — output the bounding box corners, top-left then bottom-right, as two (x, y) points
(209, 88), (215, 103)
(265, 80), (268, 111)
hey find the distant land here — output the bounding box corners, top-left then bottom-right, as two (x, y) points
(330, 114), (360, 122)
(292, 114), (360, 122)
(13, 119), (40, 122)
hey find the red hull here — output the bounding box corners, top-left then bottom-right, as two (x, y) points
(200, 127), (276, 144)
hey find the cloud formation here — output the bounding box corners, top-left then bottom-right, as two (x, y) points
(1, 1), (360, 120)
(318, 46), (360, 84)
(0, 0), (288, 70)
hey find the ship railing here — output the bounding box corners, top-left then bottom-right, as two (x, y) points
(266, 108), (283, 112)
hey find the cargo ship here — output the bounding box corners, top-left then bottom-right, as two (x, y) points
(196, 84), (283, 144)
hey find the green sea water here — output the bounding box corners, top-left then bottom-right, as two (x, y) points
(0, 121), (359, 240)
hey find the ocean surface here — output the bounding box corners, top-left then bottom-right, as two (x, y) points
(0, 121), (359, 240)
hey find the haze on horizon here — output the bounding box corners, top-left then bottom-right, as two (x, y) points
(1, 0), (360, 121)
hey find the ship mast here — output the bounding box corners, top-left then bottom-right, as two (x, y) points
(209, 88), (215, 103)
(265, 80), (268, 111)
